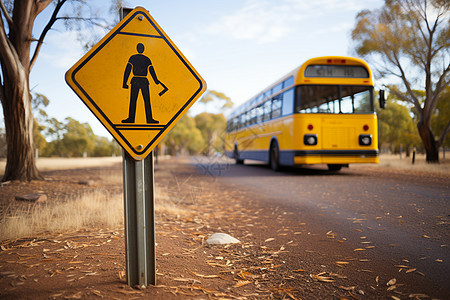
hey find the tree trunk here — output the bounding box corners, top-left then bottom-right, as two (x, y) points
(0, 0), (50, 181)
(2, 68), (42, 181)
(417, 121), (439, 163)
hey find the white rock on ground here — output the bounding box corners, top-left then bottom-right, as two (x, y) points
(206, 233), (240, 245)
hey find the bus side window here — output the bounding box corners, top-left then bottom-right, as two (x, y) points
(256, 105), (263, 123)
(263, 100), (271, 121)
(283, 76), (294, 88)
(282, 88), (294, 116)
(272, 95), (282, 119)
(249, 108), (256, 125)
(239, 113), (246, 128)
(272, 82), (283, 95)
(232, 117), (238, 130)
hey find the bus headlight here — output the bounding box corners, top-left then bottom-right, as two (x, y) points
(304, 134), (318, 146)
(359, 134), (372, 146)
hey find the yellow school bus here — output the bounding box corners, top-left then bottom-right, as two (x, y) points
(225, 56), (384, 171)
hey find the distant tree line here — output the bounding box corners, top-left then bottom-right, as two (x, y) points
(0, 93), (121, 159)
(0, 92), (229, 159)
(1, 88), (446, 160)
(163, 112), (226, 156)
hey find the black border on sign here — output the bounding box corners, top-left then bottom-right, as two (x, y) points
(69, 10), (204, 156)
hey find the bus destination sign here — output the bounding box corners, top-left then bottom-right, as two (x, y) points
(305, 65), (369, 78)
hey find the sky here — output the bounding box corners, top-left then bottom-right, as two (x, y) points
(17, 0), (384, 137)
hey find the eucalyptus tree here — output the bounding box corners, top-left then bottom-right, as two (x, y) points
(352, 0), (449, 162)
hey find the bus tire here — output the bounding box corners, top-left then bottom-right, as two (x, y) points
(327, 164), (342, 171)
(269, 142), (280, 171)
(234, 145), (244, 165)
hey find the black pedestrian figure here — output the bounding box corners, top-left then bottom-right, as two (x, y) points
(122, 43), (162, 124)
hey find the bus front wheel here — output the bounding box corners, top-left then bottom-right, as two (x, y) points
(270, 143), (280, 171)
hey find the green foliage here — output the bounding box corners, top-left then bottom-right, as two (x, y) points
(61, 117), (95, 157)
(199, 90), (233, 112)
(163, 115), (205, 155)
(33, 119), (47, 155)
(377, 99), (421, 152)
(31, 93), (50, 156)
(432, 86), (450, 148)
(93, 136), (122, 157)
(162, 90), (231, 156)
(194, 113), (227, 155)
(41, 117), (121, 158)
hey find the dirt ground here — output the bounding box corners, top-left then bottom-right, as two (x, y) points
(0, 157), (448, 299)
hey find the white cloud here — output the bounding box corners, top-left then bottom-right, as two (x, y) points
(206, 0), (293, 44)
(205, 0), (371, 44)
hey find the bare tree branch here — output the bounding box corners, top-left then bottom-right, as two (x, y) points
(35, 0), (53, 16)
(391, 50), (422, 111)
(0, 0), (14, 29)
(29, 1), (109, 71)
(437, 120), (450, 148)
(55, 16), (109, 29)
(29, 0), (67, 71)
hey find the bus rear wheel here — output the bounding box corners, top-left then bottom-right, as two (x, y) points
(327, 164), (342, 171)
(270, 143), (280, 171)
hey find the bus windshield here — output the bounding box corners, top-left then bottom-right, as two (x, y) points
(295, 85), (374, 114)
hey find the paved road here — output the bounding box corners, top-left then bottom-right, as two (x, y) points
(193, 157), (450, 298)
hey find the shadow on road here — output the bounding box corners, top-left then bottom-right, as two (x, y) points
(192, 157), (361, 178)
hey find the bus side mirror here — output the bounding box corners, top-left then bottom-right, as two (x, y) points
(379, 90), (386, 109)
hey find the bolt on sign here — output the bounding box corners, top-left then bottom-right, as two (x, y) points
(66, 7), (206, 160)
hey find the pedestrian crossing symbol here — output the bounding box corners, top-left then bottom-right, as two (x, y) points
(65, 7), (206, 160)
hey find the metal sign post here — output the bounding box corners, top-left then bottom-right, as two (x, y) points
(122, 150), (156, 286)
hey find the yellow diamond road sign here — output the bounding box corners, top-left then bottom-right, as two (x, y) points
(65, 7), (206, 160)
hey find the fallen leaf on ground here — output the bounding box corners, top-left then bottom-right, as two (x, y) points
(408, 293), (429, 298)
(394, 265), (410, 268)
(233, 280), (251, 287)
(387, 285), (397, 291)
(386, 278), (396, 286)
(264, 238), (275, 243)
(293, 269), (307, 272)
(174, 278), (201, 284)
(338, 286), (355, 291)
(312, 274), (334, 283)
(191, 271), (219, 279)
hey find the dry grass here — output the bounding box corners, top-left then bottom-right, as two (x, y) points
(0, 168), (190, 241)
(0, 191), (123, 241)
(377, 153), (450, 175)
